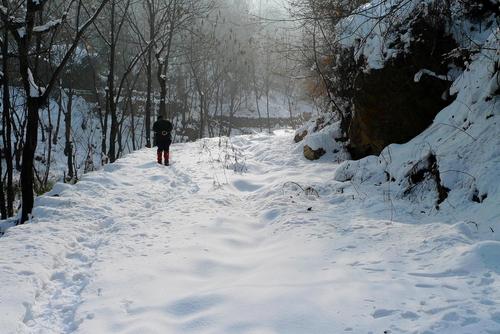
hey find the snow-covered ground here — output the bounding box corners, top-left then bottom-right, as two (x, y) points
(1, 130), (499, 334)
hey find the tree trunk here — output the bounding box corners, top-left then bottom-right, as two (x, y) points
(108, 100), (118, 162)
(2, 28), (14, 216)
(157, 5), (177, 120)
(101, 90), (109, 164)
(252, 69), (263, 132)
(130, 96), (136, 151)
(64, 90), (74, 181)
(145, 54), (153, 147)
(266, 89), (271, 133)
(18, 4), (40, 223)
(218, 84), (225, 137)
(182, 90), (187, 125)
(117, 117), (124, 159)
(228, 96), (234, 137)
(126, 79), (137, 151)
(255, 90), (262, 132)
(107, 0), (118, 163)
(43, 98), (53, 186)
(158, 71), (167, 118)
(214, 83), (220, 136)
(0, 144), (6, 219)
(199, 92), (204, 139)
(20, 97), (41, 223)
(144, 0), (155, 148)
(53, 87), (63, 145)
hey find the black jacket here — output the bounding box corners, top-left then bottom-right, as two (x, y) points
(153, 119), (173, 143)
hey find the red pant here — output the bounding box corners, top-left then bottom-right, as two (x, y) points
(157, 150), (169, 164)
(156, 138), (171, 164)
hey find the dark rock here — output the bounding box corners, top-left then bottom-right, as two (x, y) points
(304, 145), (326, 160)
(404, 152), (450, 206)
(348, 11), (457, 159)
(294, 130), (308, 143)
(471, 188), (488, 203)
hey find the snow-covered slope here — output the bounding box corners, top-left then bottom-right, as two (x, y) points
(334, 27), (499, 238)
(1, 131), (499, 333)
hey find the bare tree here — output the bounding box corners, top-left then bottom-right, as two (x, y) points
(0, 21), (15, 217)
(1, 0), (110, 223)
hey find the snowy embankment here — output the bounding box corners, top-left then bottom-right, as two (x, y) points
(1, 130), (499, 334)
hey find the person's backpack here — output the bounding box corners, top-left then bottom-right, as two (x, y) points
(158, 120), (172, 140)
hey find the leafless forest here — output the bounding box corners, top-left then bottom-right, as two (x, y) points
(1, 0), (498, 225)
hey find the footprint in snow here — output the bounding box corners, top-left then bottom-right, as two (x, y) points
(232, 179), (262, 192)
(121, 299), (134, 314)
(149, 175), (168, 182)
(17, 270), (35, 276)
(401, 311), (420, 320)
(442, 311), (460, 322)
(103, 163), (124, 172)
(22, 302), (34, 324)
(372, 309), (397, 319)
(415, 283), (436, 288)
(65, 252), (89, 262)
(167, 294), (224, 317)
(136, 162), (158, 169)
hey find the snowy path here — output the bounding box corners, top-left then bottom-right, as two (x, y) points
(1, 131), (499, 334)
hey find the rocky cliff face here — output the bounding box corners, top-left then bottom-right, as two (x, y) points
(295, 0), (497, 164)
(347, 9), (458, 159)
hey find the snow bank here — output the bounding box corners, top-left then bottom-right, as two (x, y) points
(335, 28), (499, 239)
(0, 87), (146, 227)
(293, 117), (350, 162)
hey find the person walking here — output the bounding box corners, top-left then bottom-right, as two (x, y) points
(153, 115), (173, 166)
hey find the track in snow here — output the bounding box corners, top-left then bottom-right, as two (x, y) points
(1, 131), (499, 334)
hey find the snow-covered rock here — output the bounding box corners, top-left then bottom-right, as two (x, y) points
(330, 0), (499, 158)
(293, 117), (350, 162)
(335, 27), (499, 235)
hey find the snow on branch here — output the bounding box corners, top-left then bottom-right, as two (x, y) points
(414, 69), (452, 83)
(28, 68), (46, 97)
(33, 19), (62, 33)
